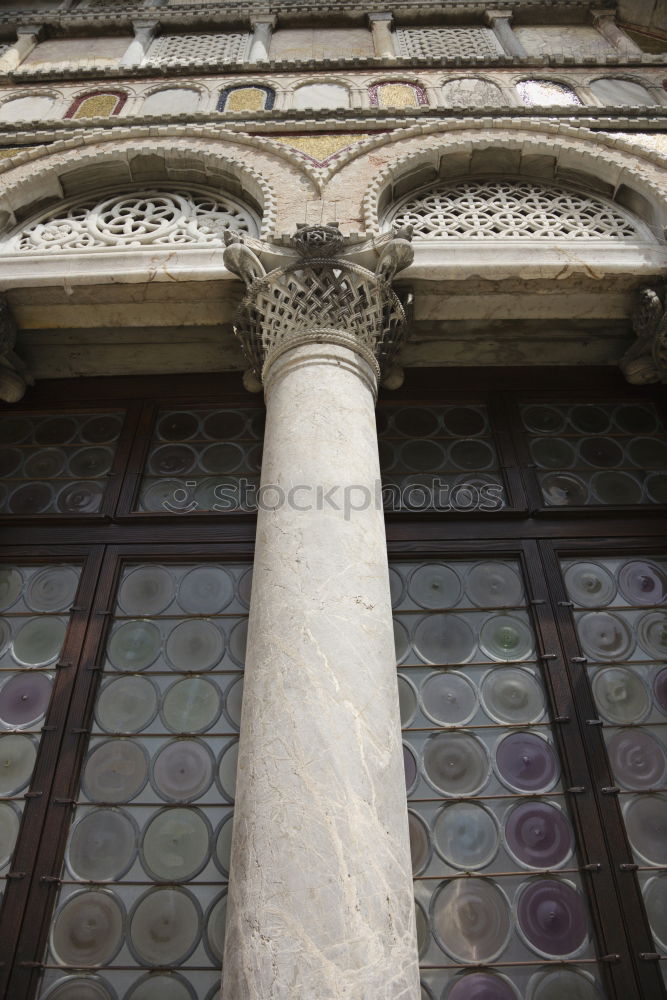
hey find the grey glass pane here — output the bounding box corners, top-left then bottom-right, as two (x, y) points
(0, 411), (123, 516)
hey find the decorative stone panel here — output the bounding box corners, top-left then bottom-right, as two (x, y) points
(517, 81), (583, 107)
(65, 91), (127, 120)
(369, 82), (428, 109)
(442, 78), (505, 108)
(218, 86), (275, 112)
(513, 25), (614, 58)
(387, 179), (642, 241)
(145, 33), (249, 66)
(396, 28), (503, 60)
(2, 186), (260, 255)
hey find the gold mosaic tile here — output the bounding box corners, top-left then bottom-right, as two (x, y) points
(269, 133), (370, 164)
(72, 94), (119, 119)
(0, 148), (21, 159)
(377, 84), (419, 109)
(226, 88), (266, 112)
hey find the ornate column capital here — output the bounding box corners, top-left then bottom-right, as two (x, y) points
(620, 284), (667, 385)
(0, 296), (33, 403)
(223, 223), (413, 385)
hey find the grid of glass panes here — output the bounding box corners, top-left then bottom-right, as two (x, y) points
(378, 405), (506, 512)
(562, 555), (667, 985)
(521, 401), (667, 507)
(391, 559), (606, 1000)
(0, 563), (81, 907)
(0, 412), (124, 515)
(37, 561), (251, 1000)
(136, 407), (264, 513)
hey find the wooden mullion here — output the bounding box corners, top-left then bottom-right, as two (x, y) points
(0, 546), (104, 1000)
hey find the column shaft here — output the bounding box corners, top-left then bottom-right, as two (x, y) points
(0, 27), (41, 75)
(369, 13), (397, 59)
(484, 12), (527, 57)
(249, 17), (276, 62)
(591, 11), (643, 54)
(222, 341), (420, 999)
(120, 21), (157, 68)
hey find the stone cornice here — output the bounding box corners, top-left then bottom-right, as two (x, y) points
(3, 49), (665, 87)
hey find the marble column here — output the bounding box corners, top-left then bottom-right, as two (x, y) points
(120, 20), (157, 68)
(369, 13), (397, 59)
(221, 225), (420, 1000)
(484, 10), (527, 57)
(249, 16), (276, 63)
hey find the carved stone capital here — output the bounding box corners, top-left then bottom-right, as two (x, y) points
(620, 284), (667, 385)
(0, 296), (33, 404)
(223, 224), (413, 384)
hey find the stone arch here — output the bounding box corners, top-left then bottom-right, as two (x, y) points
(588, 76), (659, 107)
(142, 84), (207, 115)
(440, 77), (506, 108)
(290, 81), (350, 110)
(368, 80), (429, 109)
(0, 132), (298, 239)
(64, 89), (129, 119)
(218, 84), (276, 113)
(0, 89), (64, 122)
(355, 126), (667, 239)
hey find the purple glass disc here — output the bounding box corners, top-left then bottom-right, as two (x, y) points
(607, 730), (667, 790)
(496, 733), (558, 792)
(654, 668), (667, 715)
(448, 972), (516, 1000)
(505, 801), (573, 869)
(517, 879), (588, 956)
(0, 673), (52, 727)
(403, 744), (418, 792)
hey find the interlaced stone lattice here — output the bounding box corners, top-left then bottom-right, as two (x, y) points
(389, 179), (639, 240)
(145, 32), (248, 65)
(223, 225), (413, 381)
(396, 27), (503, 60)
(6, 187), (259, 254)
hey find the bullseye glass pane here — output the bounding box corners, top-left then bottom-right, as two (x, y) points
(393, 558), (603, 999)
(136, 406), (264, 513)
(377, 404), (506, 513)
(522, 401), (667, 507)
(562, 554), (667, 973)
(0, 411), (124, 516)
(0, 561), (81, 912)
(38, 560), (251, 1000)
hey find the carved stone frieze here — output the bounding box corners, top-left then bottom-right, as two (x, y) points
(0, 296), (33, 403)
(223, 223), (413, 382)
(620, 284), (667, 385)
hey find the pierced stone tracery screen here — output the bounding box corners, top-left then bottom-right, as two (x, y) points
(3, 187), (259, 254)
(388, 179), (641, 241)
(396, 27), (503, 60)
(145, 33), (249, 66)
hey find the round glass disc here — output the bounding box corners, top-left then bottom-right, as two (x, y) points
(563, 562), (616, 608)
(517, 879), (588, 957)
(67, 808), (138, 881)
(643, 876), (667, 950)
(0, 734), (36, 794)
(0, 801), (20, 867)
(528, 968), (602, 1000)
(540, 473), (588, 507)
(96, 675), (158, 734)
(204, 892), (227, 963)
(214, 814), (233, 875)
(151, 739), (214, 802)
(637, 612), (667, 660)
(126, 973), (195, 1000)
(51, 889), (124, 967)
(591, 667), (649, 724)
(178, 566), (234, 615)
(590, 471), (642, 505)
(466, 562), (523, 609)
(13, 617), (66, 667)
(504, 801), (573, 869)
(57, 482), (104, 514)
(495, 733), (558, 793)
(0, 672), (52, 728)
(218, 741), (239, 800)
(118, 566), (175, 616)
(413, 614), (475, 665)
(82, 739), (148, 803)
(606, 729), (666, 790)
(480, 616), (533, 662)
(26, 566), (79, 612)
(408, 811), (431, 874)
(618, 561), (667, 606)
(446, 973), (518, 1000)
(141, 807), (211, 881)
(481, 668), (545, 725)
(40, 973), (117, 1000)
(0, 567), (23, 611)
(624, 796), (667, 865)
(408, 564), (462, 609)
(224, 677), (244, 729)
(397, 676), (417, 726)
(162, 676), (221, 733)
(107, 620), (161, 672)
(577, 612), (634, 662)
(129, 887), (200, 966)
(434, 802), (499, 870)
(393, 620), (410, 665)
(165, 620), (224, 672)
(421, 671), (477, 726)
(431, 879), (510, 963)
(423, 732), (489, 796)
(229, 620), (248, 666)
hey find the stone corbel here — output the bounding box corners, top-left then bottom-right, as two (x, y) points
(590, 10), (643, 55)
(120, 20), (159, 68)
(0, 25), (43, 76)
(368, 13), (396, 59)
(248, 15), (277, 63)
(484, 10), (527, 58)
(620, 284), (667, 385)
(0, 297), (33, 404)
